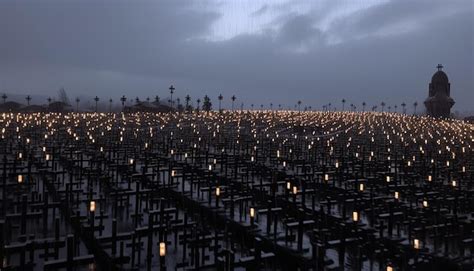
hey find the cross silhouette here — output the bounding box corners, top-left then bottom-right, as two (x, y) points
(437, 64), (443, 71)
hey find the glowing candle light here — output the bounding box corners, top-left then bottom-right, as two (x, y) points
(428, 175), (432, 182)
(286, 182), (291, 190)
(359, 183), (364, 191)
(18, 152), (22, 159)
(462, 166), (465, 173)
(129, 158), (134, 165)
(90, 201), (96, 212)
(159, 242), (166, 257)
(17, 174), (23, 183)
(352, 211), (359, 222)
(414, 239), (420, 249)
(451, 180), (456, 187)
(215, 186), (220, 197)
(292, 186), (298, 195)
(283, 161), (286, 167)
(171, 170), (176, 177)
(250, 207), (255, 218)
(45, 154), (50, 161)
(324, 174), (329, 182)
(386, 176), (391, 182)
(335, 162), (339, 168)
(251, 156), (254, 162)
(423, 200), (428, 208)
(208, 165), (212, 171)
(394, 191), (399, 199)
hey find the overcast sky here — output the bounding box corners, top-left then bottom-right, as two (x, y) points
(0, 0), (472, 111)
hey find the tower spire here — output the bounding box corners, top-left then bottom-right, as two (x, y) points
(437, 64), (443, 71)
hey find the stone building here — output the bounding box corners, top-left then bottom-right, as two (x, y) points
(424, 64), (455, 118)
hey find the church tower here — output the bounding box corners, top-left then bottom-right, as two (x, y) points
(424, 64), (455, 118)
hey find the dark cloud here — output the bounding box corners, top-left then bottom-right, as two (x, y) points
(0, 0), (472, 112)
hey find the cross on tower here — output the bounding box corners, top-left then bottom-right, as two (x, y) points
(437, 64), (443, 71)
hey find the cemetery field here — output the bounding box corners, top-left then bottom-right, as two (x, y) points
(0, 111), (473, 270)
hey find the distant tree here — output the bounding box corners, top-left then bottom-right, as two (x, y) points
(297, 100), (302, 111)
(401, 102), (406, 114)
(413, 101), (418, 115)
(120, 95), (127, 110)
(218, 94), (223, 112)
(185, 95), (191, 112)
(1, 94), (7, 104)
(362, 102), (366, 112)
(109, 98), (113, 112)
(196, 98), (201, 112)
(394, 105), (398, 113)
(388, 106), (392, 112)
(381, 102), (386, 112)
(94, 96), (99, 112)
(58, 87), (70, 105)
(75, 97), (80, 112)
(146, 97), (150, 102)
(342, 99), (346, 111)
(231, 95), (236, 110)
(270, 103), (273, 110)
(47, 97), (52, 105)
(135, 97), (140, 104)
(251, 104), (254, 110)
(155, 95), (160, 104)
(202, 95), (212, 112)
(25, 95), (31, 106)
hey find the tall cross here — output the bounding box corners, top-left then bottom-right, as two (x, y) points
(437, 64), (443, 71)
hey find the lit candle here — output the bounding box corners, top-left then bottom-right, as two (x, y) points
(159, 242), (166, 257)
(250, 207), (255, 218)
(17, 174), (23, 183)
(394, 191), (399, 200)
(422, 200), (428, 208)
(428, 175), (432, 182)
(286, 182), (291, 190)
(387, 265), (393, 271)
(215, 186), (220, 197)
(129, 158), (134, 165)
(386, 176), (391, 183)
(45, 154), (50, 161)
(352, 211), (359, 222)
(90, 201), (96, 212)
(292, 186), (298, 195)
(324, 174), (329, 182)
(359, 183), (364, 191)
(414, 239), (420, 249)
(451, 180), (456, 187)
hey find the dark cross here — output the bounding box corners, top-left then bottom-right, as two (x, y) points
(169, 85), (175, 107)
(437, 64), (443, 71)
